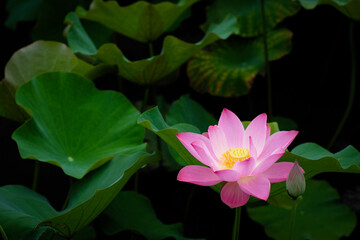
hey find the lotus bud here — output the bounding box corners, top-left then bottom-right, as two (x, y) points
(286, 160), (305, 199)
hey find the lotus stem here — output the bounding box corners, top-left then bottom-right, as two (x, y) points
(232, 207), (241, 240)
(328, 21), (356, 149)
(32, 161), (40, 191)
(260, 0), (272, 119)
(289, 197), (301, 240)
(0, 225), (8, 240)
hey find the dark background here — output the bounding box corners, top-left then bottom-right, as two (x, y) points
(1, 1), (360, 239)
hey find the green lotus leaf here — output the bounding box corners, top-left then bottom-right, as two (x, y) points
(202, 0), (300, 37)
(0, 81), (28, 122)
(76, 0), (198, 43)
(187, 28), (293, 97)
(101, 191), (202, 240)
(3, 41), (102, 94)
(1, 41), (112, 122)
(0, 152), (157, 239)
(5, 0), (41, 29)
(248, 180), (356, 240)
(12, 72), (145, 179)
(64, 12), (97, 55)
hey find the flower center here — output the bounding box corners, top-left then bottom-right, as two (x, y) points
(221, 147), (251, 169)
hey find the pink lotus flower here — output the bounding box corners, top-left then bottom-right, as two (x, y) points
(177, 109), (298, 208)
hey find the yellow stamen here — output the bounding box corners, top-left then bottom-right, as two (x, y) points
(221, 147), (251, 169)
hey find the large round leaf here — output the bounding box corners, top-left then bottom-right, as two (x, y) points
(76, 0), (198, 43)
(248, 180), (356, 240)
(187, 28), (293, 97)
(12, 72), (145, 179)
(0, 152), (157, 239)
(202, 0), (300, 37)
(3, 41), (100, 94)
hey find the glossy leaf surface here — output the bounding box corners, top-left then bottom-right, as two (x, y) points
(187, 29), (293, 97)
(202, 0), (300, 37)
(248, 180), (356, 240)
(77, 0), (198, 42)
(13, 72), (145, 179)
(102, 191), (199, 240)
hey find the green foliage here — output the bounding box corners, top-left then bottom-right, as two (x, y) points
(101, 191), (200, 240)
(248, 180), (356, 240)
(0, 152), (157, 239)
(12, 72), (145, 179)
(3, 41), (97, 94)
(5, 0), (41, 29)
(202, 0), (300, 37)
(64, 12), (98, 55)
(187, 29), (293, 97)
(39, 152), (159, 237)
(0, 185), (58, 239)
(77, 0), (199, 43)
(94, 15), (239, 86)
